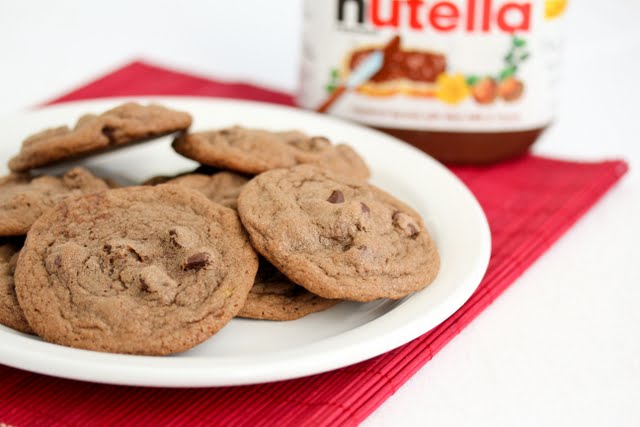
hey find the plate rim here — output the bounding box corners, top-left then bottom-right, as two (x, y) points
(0, 96), (491, 387)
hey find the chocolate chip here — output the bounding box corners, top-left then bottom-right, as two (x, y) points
(327, 190), (345, 204)
(183, 253), (210, 271)
(101, 126), (116, 144)
(392, 211), (421, 238)
(360, 202), (370, 213)
(54, 255), (62, 268)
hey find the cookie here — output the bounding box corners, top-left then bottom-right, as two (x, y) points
(0, 239), (33, 334)
(172, 126), (370, 179)
(237, 165), (439, 302)
(9, 102), (192, 172)
(0, 167), (110, 236)
(238, 258), (339, 321)
(146, 170), (332, 319)
(15, 185), (258, 355)
(148, 172), (249, 209)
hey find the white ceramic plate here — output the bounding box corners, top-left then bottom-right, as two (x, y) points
(0, 97), (490, 387)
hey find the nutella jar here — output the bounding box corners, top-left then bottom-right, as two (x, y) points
(298, 0), (567, 164)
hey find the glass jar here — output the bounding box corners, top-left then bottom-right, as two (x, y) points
(298, 0), (567, 164)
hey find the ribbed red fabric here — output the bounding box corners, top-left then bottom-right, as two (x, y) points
(0, 61), (628, 427)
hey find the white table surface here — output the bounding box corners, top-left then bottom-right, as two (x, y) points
(1, 1), (638, 426)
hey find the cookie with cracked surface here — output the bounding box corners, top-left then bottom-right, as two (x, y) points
(9, 102), (192, 172)
(0, 239), (33, 334)
(148, 172), (249, 209)
(172, 126), (370, 179)
(15, 185), (258, 355)
(0, 167), (110, 236)
(238, 258), (339, 321)
(237, 165), (439, 302)
(146, 172), (333, 319)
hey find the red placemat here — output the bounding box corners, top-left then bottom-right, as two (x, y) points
(0, 61), (628, 427)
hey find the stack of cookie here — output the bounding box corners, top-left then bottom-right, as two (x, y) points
(0, 102), (439, 356)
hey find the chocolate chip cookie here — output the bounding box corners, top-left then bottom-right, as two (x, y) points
(148, 172), (249, 209)
(172, 126), (370, 179)
(0, 239), (32, 334)
(15, 185), (258, 355)
(238, 259), (339, 321)
(9, 103), (192, 172)
(237, 165), (439, 302)
(145, 169), (334, 319)
(0, 167), (110, 236)
(147, 171), (333, 318)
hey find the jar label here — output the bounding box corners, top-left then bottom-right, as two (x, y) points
(299, 0), (566, 132)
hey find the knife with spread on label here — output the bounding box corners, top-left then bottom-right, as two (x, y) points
(316, 36), (401, 113)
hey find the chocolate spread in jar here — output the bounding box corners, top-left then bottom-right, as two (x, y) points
(298, 0), (566, 164)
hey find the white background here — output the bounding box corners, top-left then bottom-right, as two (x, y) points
(1, 1), (639, 426)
